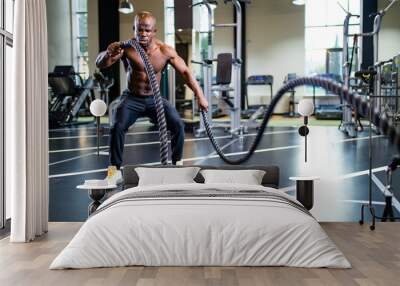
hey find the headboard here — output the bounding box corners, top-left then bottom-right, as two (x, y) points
(122, 165), (280, 189)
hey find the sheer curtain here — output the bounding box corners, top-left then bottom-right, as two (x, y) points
(7, 0), (49, 242)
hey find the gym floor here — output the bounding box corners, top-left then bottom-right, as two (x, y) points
(49, 117), (400, 222)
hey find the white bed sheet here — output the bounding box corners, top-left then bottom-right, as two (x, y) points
(50, 183), (351, 269)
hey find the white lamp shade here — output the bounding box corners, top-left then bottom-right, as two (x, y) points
(90, 99), (107, 117)
(298, 99), (314, 116)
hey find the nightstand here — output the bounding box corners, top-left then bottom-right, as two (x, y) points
(77, 184), (117, 215)
(289, 176), (320, 210)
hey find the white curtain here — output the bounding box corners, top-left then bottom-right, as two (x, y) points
(7, 0), (49, 242)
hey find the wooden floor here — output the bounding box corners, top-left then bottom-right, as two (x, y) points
(1, 223), (399, 286)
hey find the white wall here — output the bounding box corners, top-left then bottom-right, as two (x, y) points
(119, 0), (165, 90)
(246, 2), (305, 112)
(46, 0), (73, 72)
(378, 0), (400, 60)
(213, 1), (305, 113)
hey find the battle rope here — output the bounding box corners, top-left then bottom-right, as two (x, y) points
(123, 40), (399, 165)
(201, 76), (400, 164)
(121, 39), (169, 165)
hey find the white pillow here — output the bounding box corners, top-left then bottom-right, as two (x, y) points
(135, 167), (201, 186)
(200, 169), (266, 185)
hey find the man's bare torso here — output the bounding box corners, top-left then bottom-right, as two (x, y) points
(122, 38), (170, 96)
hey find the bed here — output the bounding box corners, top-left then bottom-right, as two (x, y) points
(50, 165), (350, 269)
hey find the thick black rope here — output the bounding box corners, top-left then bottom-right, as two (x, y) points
(120, 41), (399, 165)
(201, 76), (400, 164)
(121, 39), (169, 165)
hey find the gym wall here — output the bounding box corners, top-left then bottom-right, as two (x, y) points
(213, 1), (305, 113)
(246, 1), (305, 112)
(378, 0), (400, 60)
(46, 0), (73, 72)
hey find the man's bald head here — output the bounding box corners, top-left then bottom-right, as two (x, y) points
(134, 11), (157, 48)
(134, 11), (156, 29)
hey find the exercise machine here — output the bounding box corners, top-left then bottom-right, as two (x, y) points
(284, 73), (297, 117)
(241, 75), (273, 130)
(340, 5), (360, 137)
(242, 75), (273, 118)
(360, 155), (400, 230)
(381, 157), (400, 222)
(339, 0), (398, 137)
(190, 0), (216, 135)
(192, 0), (248, 137)
(313, 73), (342, 120)
(370, 1), (398, 116)
(48, 65), (95, 128)
(379, 58), (399, 122)
(93, 71), (114, 107)
(93, 71), (115, 126)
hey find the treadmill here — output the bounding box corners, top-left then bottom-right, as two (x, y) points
(313, 73), (343, 120)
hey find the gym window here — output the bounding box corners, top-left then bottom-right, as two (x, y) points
(164, 0), (175, 47)
(305, 0), (360, 95)
(72, 0), (89, 79)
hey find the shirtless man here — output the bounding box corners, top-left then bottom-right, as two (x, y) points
(96, 11), (208, 170)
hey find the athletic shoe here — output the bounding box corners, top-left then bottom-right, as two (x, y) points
(173, 160), (184, 166)
(114, 170), (123, 184)
(106, 167), (123, 185)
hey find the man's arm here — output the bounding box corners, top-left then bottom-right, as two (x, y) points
(164, 45), (209, 111)
(96, 42), (124, 69)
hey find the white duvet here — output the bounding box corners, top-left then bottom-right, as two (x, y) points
(50, 183), (351, 269)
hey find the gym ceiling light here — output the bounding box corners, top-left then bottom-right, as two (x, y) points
(119, 0), (134, 14)
(292, 0), (305, 5)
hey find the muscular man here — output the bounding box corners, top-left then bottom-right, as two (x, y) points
(96, 11), (208, 171)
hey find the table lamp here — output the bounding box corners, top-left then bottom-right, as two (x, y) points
(90, 99), (107, 155)
(298, 99), (314, 162)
